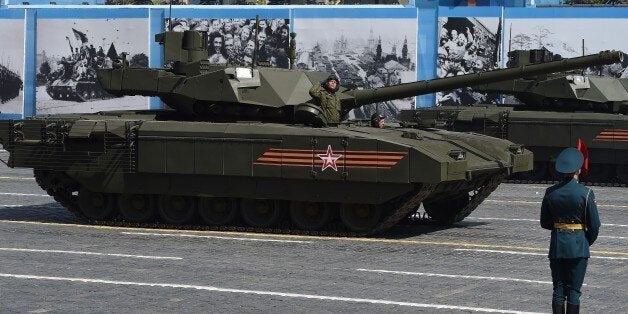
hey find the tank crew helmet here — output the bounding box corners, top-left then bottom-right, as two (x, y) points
(555, 147), (584, 174)
(323, 75), (340, 93)
(370, 113), (385, 128)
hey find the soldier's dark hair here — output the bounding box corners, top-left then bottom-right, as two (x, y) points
(323, 75), (339, 93)
(371, 113), (384, 127)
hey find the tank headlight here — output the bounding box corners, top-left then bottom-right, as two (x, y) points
(448, 150), (466, 160)
(508, 144), (524, 154)
(571, 75), (585, 84)
(235, 68), (253, 79)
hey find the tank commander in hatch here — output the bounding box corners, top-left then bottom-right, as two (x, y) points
(309, 75), (341, 125)
(370, 113), (385, 128)
(540, 147), (600, 314)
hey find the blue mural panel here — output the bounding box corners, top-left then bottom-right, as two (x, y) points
(1, 5), (628, 117)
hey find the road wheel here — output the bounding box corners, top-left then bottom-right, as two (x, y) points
(289, 201), (332, 231)
(240, 199), (285, 228)
(423, 192), (470, 225)
(118, 194), (154, 223)
(78, 188), (116, 220)
(198, 197), (238, 226)
(158, 195), (196, 225)
(339, 203), (382, 233)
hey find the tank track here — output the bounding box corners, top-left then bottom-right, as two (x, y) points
(34, 170), (81, 215)
(370, 184), (435, 234)
(449, 173), (507, 223)
(32, 169), (436, 237)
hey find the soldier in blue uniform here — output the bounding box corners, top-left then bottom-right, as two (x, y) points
(541, 147), (601, 314)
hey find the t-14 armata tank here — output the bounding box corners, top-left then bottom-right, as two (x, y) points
(0, 31), (618, 235)
(401, 48), (627, 184)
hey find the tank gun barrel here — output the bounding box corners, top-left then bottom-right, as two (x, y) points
(342, 50), (623, 108)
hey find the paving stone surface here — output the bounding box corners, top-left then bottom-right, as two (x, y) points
(0, 156), (626, 313)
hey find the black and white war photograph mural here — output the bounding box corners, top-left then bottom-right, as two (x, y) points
(437, 17), (501, 106)
(294, 18), (417, 121)
(168, 18), (292, 68)
(508, 18), (628, 77)
(36, 19), (149, 114)
(0, 20), (24, 114)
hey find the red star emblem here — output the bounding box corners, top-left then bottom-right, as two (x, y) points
(317, 145), (343, 172)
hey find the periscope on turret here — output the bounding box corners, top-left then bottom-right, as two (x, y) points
(2, 29), (618, 235)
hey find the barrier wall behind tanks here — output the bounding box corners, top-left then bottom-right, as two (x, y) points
(0, 5), (627, 119)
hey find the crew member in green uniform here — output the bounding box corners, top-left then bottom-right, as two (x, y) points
(309, 75), (341, 125)
(540, 147), (601, 314)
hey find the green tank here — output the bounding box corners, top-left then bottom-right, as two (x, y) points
(402, 49), (627, 184)
(0, 31), (617, 234)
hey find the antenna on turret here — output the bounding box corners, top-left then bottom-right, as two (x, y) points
(582, 39), (585, 57)
(252, 15), (260, 72)
(168, 1), (173, 31)
(508, 23), (512, 53)
(582, 39), (585, 75)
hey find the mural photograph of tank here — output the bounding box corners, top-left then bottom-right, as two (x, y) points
(0, 64), (22, 107)
(0, 20), (24, 114)
(11, 28), (615, 236)
(36, 18), (149, 114)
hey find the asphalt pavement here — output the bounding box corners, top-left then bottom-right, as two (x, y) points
(0, 153), (626, 313)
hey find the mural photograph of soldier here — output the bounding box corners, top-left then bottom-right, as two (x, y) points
(294, 18), (417, 121)
(168, 18), (291, 68)
(36, 19), (149, 114)
(436, 17), (501, 107)
(0, 20), (24, 114)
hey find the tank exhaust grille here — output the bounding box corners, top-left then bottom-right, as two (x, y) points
(4, 120), (137, 173)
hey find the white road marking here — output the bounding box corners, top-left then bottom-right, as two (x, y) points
(0, 192), (50, 197)
(0, 177), (35, 181)
(121, 231), (313, 244)
(1, 220), (627, 257)
(599, 235), (628, 240)
(0, 273), (543, 314)
(0, 247), (182, 260)
(356, 268), (551, 284)
(597, 223), (628, 227)
(454, 248), (628, 260)
(485, 199), (628, 209)
(467, 217), (628, 228)
(468, 217), (537, 222)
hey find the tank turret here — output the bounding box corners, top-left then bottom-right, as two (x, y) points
(472, 48), (628, 114)
(97, 30), (623, 126)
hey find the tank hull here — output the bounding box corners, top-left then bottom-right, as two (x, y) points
(0, 112), (531, 235)
(401, 106), (628, 184)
